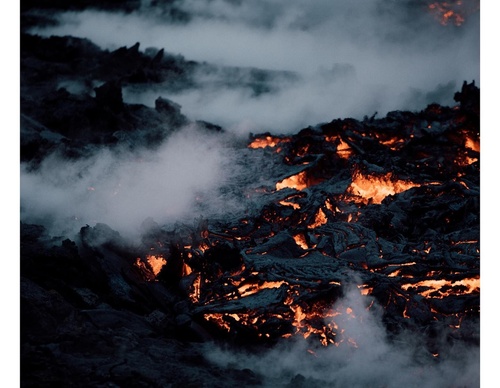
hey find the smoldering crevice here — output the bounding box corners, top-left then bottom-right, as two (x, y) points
(203, 284), (480, 388)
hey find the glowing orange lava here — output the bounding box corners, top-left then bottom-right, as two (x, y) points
(146, 254), (166, 276)
(308, 208), (328, 229)
(379, 137), (406, 151)
(347, 172), (421, 204)
(401, 276), (480, 298)
(293, 234), (309, 249)
(276, 171), (309, 191)
(248, 136), (290, 149)
(279, 200), (301, 209)
(237, 280), (287, 298)
(465, 136), (480, 152)
(325, 136), (353, 159)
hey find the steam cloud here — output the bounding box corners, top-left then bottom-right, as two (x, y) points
(205, 283), (480, 388)
(29, 0), (479, 134)
(20, 125), (242, 240)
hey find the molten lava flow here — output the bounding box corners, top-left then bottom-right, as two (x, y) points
(237, 280), (287, 298)
(276, 171), (309, 191)
(347, 172), (421, 205)
(189, 274), (201, 303)
(182, 263), (193, 276)
(248, 135), (290, 149)
(455, 154), (478, 166)
(378, 137), (406, 151)
(465, 136), (480, 152)
(308, 208), (328, 229)
(293, 234), (309, 250)
(204, 313), (232, 332)
(325, 135), (353, 159)
(279, 200), (301, 210)
(401, 276), (480, 298)
(146, 254), (166, 276)
(295, 145), (310, 158)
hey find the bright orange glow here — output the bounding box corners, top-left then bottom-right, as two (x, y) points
(347, 172), (421, 204)
(279, 200), (301, 209)
(204, 313), (231, 332)
(388, 269), (402, 278)
(293, 234), (309, 250)
(248, 136), (290, 149)
(455, 155), (478, 166)
(401, 277), (480, 298)
(324, 198), (335, 212)
(451, 240), (479, 245)
(357, 284), (373, 296)
(198, 241), (210, 252)
(465, 136), (480, 152)
(428, 2), (467, 26)
(379, 137), (406, 151)
(308, 208), (327, 229)
(146, 255), (166, 276)
(325, 136), (353, 159)
(189, 274), (201, 303)
(238, 281), (287, 298)
(182, 263), (192, 276)
(295, 145), (310, 158)
(276, 171), (309, 191)
(134, 257), (150, 276)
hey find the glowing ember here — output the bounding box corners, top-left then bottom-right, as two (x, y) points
(428, 0), (479, 26)
(428, 1), (464, 26)
(401, 277), (479, 298)
(276, 171), (309, 191)
(182, 263), (193, 276)
(279, 200), (301, 209)
(293, 234), (309, 250)
(295, 145), (310, 158)
(189, 274), (201, 303)
(347, 172), (421, 204)
(237, 280), (287, 298)
(379, 137), (406, 151)
(146, 254), (166, 276)
(325, 135), (353, 159)
(248, 135), (290, 149)
(455, 154), (478, 166)
(465, 136), (480, 152)
(204, 313), (231, 332)
(357, 284), (373, 296)
(308, 208), (328, 229)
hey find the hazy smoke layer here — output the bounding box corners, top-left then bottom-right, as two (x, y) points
(20, 125), (240, 239)
(205, 284), (480, 388)
(29, 0), (480, 134)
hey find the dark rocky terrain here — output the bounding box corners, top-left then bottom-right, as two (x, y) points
(20, 1), (480, 387)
